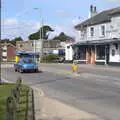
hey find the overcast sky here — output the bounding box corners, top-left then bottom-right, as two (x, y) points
(1, 0), (120, 40)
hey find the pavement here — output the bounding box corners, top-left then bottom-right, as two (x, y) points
(33, 87), (100, 120)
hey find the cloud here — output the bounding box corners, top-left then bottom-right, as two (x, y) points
(2, 17), (79, 42)
(1, 18), (41, 40)
(48, 23), (79, 41)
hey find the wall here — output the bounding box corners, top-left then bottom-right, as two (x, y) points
(16, 41), (33, 51)
(109, 43), (120, 62)
(34, 40), (42, 53)
(2, 45), (7, 61)
(7, 46), (16, 61)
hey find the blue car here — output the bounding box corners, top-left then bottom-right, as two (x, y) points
(14, 58), (38, 73)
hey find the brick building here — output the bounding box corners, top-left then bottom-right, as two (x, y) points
(1, 43), (16, 61)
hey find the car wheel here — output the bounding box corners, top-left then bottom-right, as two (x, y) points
(35, 69), (38, 73)
(15, 68), (17, 72)
(19, 68), (23, 73)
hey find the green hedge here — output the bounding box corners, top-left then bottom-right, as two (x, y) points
(41, 54), (59, 63)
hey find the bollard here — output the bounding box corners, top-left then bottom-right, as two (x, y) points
(6, 96), (16, 120)
(72, 61), (78, 74)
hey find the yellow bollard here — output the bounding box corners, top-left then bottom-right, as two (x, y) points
(15, 56), (20, 63)
(72, 61), (78, 73)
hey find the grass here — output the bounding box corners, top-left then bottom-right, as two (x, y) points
(0, 83), (29, 120)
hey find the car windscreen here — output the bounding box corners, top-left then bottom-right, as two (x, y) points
(22, 59), (34, 63)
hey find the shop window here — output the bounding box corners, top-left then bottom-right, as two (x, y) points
(74, 47), (86, 60)
(96, 45), (105, 60)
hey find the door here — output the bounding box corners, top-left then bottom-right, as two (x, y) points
(87, 47), (91, 64)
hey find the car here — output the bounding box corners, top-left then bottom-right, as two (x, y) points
(14, 58), (38, 73)
(55, 57), (65, 63)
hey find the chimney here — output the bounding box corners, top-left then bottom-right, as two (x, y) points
(90, 5), (93, 13)
(89, 5), (98, 18)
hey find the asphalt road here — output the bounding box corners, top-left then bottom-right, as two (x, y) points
(1, 63), (120, 120)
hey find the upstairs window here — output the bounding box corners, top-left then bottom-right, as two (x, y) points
(101, 25), (105, 36)
(90, 27), (94, 37)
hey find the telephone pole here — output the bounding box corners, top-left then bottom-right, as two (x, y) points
(34, 8), (44, 62)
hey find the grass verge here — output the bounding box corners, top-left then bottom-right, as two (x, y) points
(0, 83), (28, 120)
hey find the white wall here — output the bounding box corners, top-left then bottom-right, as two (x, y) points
(109, 43), (120, 62)
(65, 44), (73, 61)
(78, 15), (120, 41)
(34, 40), (42, 52)
(2, 52), (7, 57)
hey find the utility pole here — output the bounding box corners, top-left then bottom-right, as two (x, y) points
(34, 8), (44, 62)
(40, 18), (44, 61)
(0, 1), (2, 84)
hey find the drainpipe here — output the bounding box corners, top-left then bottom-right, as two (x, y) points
(105, 45), (107, 65)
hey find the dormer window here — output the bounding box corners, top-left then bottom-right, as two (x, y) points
(90, 27), (94, 37)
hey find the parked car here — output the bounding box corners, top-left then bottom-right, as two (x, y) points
(55, 57), (65, 63)
(14, 58), (38, 73)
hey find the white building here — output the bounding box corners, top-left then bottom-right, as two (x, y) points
(74, 5), (120, 66)
(65, 43), (74, 61)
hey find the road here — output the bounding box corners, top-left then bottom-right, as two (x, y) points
(1, 63), (120, 120)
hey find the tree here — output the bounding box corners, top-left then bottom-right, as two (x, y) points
(28, 25), (54, 40)
(10, 37), (23, 46)
(53, 32), (73, 42)
(1, 39), (10, 43)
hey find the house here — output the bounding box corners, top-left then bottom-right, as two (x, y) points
(1, 43), (16, 61)
(74, 5), (120, 66)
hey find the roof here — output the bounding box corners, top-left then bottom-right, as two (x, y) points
(73, 38), (120, 46)
(75, 7), (120, 30)
(1, 43), (16, 48)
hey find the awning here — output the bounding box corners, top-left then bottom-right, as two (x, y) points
(72, 38), (120, 46)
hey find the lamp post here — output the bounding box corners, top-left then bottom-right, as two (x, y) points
(34, 8), (44, 62)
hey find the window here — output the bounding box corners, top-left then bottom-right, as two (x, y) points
(19, 44), (23, 48)
(2, 50), (7, 52)
(101, 25), (105, 36)
(73, 47), (86, 60)
(90, 27), (94, 37)
(67, 46), (70, 49)
(112, 49), (115, 56)
(96, 45), (105, 60)
(2, 56), (7, 59)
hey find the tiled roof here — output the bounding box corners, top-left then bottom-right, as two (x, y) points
(75, 7), (120, 30)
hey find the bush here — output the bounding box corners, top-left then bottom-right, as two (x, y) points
(41, 54), (59, 63)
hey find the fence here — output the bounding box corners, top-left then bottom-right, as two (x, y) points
(6, 77), (29, 120)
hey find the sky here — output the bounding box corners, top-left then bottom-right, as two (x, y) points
(1, 0), (120, 40)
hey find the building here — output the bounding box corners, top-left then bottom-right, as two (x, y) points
(16, 40), (64, 55)
(16, 41), (33, 51)
(65, 40), (76, 62)
(1, 43), (16, 61)
(74, 6), (120, 66)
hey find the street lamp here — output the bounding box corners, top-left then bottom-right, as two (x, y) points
(34, 8), (44, 62)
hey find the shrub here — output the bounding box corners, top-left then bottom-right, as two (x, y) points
(41, 54), (59, 63)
